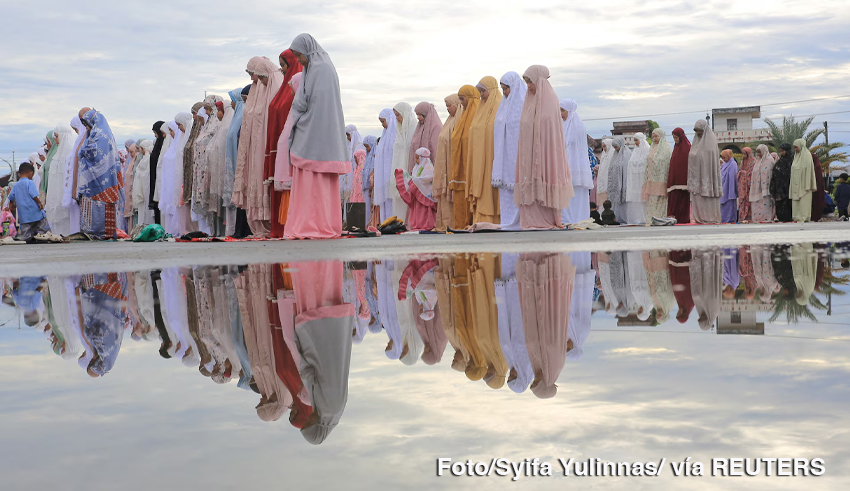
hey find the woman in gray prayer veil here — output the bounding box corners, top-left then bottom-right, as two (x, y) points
(291, 260), (355, 445)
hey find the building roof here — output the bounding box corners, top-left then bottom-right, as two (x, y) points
(712, 106), (761, 117)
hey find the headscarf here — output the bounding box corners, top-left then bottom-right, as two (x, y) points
(46, 124), (75, 224)
(392, 101), (417, 174)
(287, 34), (349, 170)
(207, 98), (235, 209)
(295, 299), (354, 445)
(391, 102), (417, 217)
(626, 132), (651, 202)
(666, 128), (691, 192)
(273, 72), (305, 187)
(687, 119), (721, 197)
(749, 144), (774, 202)
(158, 119), (184, 216)
(789, 138), (817, 200)
(40, 130), (58, 194)
(373, 108), (398, 205)
(133, 139), (154, 211)
(514, 65), (573, 208)
(410, 102), (442, 172)
(148, 121), (166, 206)
(468, 76), (503, 208)
(345, 124), (363, 162)
(643, 128), (673, 199)
(233, 56), (283, 220)
(596, 138), (614, 195)
(264, 49), (304, 180)
(434, 94), (463, 199)
(607, 136), (632, 205)
(224, 87), (246, 207)
(62, 116), (87, 208)
(362, 135), (378, 196)
(77, 110), (121, 203)
(492, 72), (526, 189)
(449, 85), (480, 194)
(720, 151), (738, 204)
(770, 142), (793, 201)
(559, 99), (593, 190)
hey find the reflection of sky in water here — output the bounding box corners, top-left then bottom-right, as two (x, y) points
(1, 246), (849, 490)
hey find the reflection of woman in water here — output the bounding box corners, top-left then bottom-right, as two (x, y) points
(689, 250), (722, 331)
(668, 251), (694, 324)
(77, 273), (128, 377)
(567, 252), (594, 359)
(470, 254), (509, 389)
(291, 260), (355, 445)
(791, 243), (817, 306)
(496, 253), (534, 393)
(435, 256), (471, 372)
(643, 251), (675, 324)
(518, 253), (575, 399)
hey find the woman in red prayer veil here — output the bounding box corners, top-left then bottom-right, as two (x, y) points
(666, 128), (691, 223)
(668, 250), (694, 323)
(264, 50), (303, 237)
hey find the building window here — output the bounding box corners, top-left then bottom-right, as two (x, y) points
(731, 312), (741, 324)
(727, 119), (738, 131)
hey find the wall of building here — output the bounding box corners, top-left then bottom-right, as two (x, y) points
(713, 113), (755, 132)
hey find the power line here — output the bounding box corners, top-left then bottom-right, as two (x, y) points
(583, 94), (850, 122)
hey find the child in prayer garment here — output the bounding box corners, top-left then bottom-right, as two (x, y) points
(394, 147), (437, 231)
(589, 201), (603, 226)
(601, 200), (619, 226)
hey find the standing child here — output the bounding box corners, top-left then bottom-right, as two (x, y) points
(834, 173), (850, 220)
(7, 162), (52, 243)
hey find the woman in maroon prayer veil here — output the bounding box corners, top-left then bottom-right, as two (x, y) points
(666, 128), (691, 223)
(668, 250), (694, 323)
(264, 50), (303, 238)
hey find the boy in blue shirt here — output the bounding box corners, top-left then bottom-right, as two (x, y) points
(834, 173), (850, 220)
(8, 162), (50, 242)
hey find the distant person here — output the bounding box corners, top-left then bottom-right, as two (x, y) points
(589, 201), (603, 226)
(720, 150), (738, 224)
(8, 162), (51, 242)
(601, 200), (619, 225)
(666, 128), (691, 223)
(811, 152), (826, 222)
(790, 138), (818, 223)
(737, 147), (755, 222)
(834, 173), (850, 219)
(748, 144), (775, 223)
(688, 120), (721, 224)
(769, 143), (793, 222)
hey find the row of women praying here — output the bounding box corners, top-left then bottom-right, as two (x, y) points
(596, 121), (827, 226)
(26, 33), (600, 239)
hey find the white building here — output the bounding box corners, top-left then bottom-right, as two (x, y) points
(712, 106), (772, 152)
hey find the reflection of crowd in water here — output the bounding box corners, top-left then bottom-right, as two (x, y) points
(599, 244), (826, 328)
(1, 245), (829, 443)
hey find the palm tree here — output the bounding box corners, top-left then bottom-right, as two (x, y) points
(764, 114), (849, 175)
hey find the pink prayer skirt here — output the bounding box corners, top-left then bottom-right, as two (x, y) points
(285, 166), (342, 239)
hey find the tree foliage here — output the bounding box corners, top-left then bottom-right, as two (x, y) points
(764, 114), (848, 174)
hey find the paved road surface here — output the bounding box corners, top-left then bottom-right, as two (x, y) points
(2, 222), (849, 276)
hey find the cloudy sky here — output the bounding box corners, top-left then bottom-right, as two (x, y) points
(2, 254), (849, 489)
(2, 0), (850, 165)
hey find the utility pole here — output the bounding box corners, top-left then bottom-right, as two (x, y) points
(824, 121), (829, 145)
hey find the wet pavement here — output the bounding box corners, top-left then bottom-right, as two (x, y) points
(1, 242), (849, 489)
